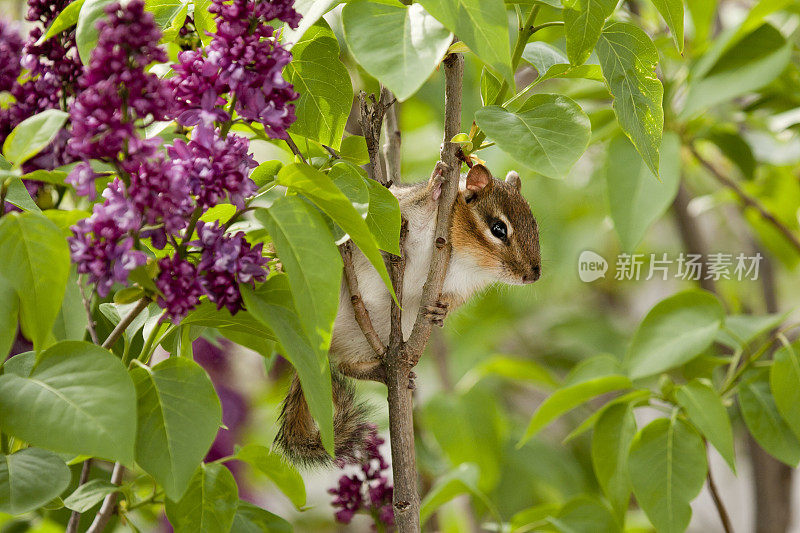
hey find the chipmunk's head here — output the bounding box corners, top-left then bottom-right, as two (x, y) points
(451, 164), (541, 285)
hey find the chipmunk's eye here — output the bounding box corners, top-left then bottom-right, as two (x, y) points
(490, 220), (507, 240)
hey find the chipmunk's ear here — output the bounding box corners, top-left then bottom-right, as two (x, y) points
(466, 164), (492, 193)
(505, 170), (521, 191)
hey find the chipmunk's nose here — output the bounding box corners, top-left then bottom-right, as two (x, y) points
(522, 264), (541, 284)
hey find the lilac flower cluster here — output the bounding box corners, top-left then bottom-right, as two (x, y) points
(0, 0), (82, 146)
(0, 20), (23, 93)
(171, 0), (299, 141)
(329, 425), (394, 529)
(66, 0), (270, 321)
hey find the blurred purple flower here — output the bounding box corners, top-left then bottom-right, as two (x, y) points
(65, 162), (98, 199)
(0, 20), (23, 92)
(329, 425), (395, 529)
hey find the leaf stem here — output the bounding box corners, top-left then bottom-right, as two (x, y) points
(707, 463), (734, 533)
(102, 298), (151, 351)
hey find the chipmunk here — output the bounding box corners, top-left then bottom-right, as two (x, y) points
(275, 163), (541, 465)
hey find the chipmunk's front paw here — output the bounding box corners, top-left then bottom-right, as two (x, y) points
(429, 162), (450, 201)
(408, 371), (416, 390)
(424, 301), (450, 327)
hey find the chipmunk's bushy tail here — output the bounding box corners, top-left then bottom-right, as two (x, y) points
(275, 370), (371, 467)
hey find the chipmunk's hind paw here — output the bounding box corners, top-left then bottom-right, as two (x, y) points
(424, 301), (450, 327)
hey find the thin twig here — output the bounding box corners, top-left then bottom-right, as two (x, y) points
(405, 53), (464, 360)
(65, 459), (93, 533)
(80, 298), (150, 533)
(340, 241), (386, 358)
(707, 466), (734, 533)
(690, 144), (800, 254)
(86, 462), (125, 533)
(284, 136), (308, 165)
(101, 297), (151, 350)
(79, 276), (100, 344)
(383, 93), (402, 185)
(671, 182), (716, 293)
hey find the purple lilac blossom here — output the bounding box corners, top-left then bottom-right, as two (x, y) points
(329, 425), (395, 529)
(154, 256), (204, 323)
(194, 221), (269, 314)
(168, 132), (257, 210)
(170, 0), (299, 141)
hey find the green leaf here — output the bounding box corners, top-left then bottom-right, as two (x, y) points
(76, 0), (115, 64)
(563, 389), (651, 442)
(521, 42), (604, 87)
(339, 135), (369, 165)
(480, 67), (502, 106)
(284, 20), (352, 150)
(717, 313), (786, 350)
(52, 271), (89, 342)
(0, 279), (18, 360)
(418, 0), (513, 82)
(235, 444), (306, 509)
(250, 160), (283, 187)
(649, 0), (683, 51)
(548, 495), (620, 533)
(596, 22), (663, 176)
(21, 169), (68, 185)
(591, 403), (635, 516)
(603, 132), (680, 251)
(0, 212), (70, 351)
(675, 379), (736, 472)
(740, 369), (800, 467)
(625, 290), (724, 379)
(165, 463), (238, 533)
(277, 163), (395, 299)
(562, 0), (618, 65)
(193, 0), (215, 44)
(98, 301), (151, 347)
(422, 389), (505, 491)
(3, 176), (41, 213)
(232, 501), (292, 533)
(683, 24), (791, 116)
(256, 196), (341, 353)
(0, 341), (137, 464)
(518, 374), (632, 446)
(181, 302), (276, 356)
(0, 448), (71, 515)
(241, 275), (334, 455)
(420, 463), (496, 524)
(343, 1), (452, 101)
(770, 343), (800, 441)
(628, 417), (707, 533)
(475, 94), (591, 179)
(63, 479), (118, 513)
(44, 0), (86, 38)
(131, 358), (222, 500)
(2, 110), (69, 167)
(330, 161), (401, 254)
(145, 0), (189, 41)
(457, 354), (559, 391)
(282, 0), (339, 44)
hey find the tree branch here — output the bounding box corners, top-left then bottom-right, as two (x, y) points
(101, 297), (151, 350)
(339, 241), (386, 358)
(86, 462), (125, 533)
(358, 87), (395, 186)
(65, 459), (93, 533)
(405, 53), (464, 360)
(671, 182), (716, 293)
(689, 144), (800, 255)
(383, 93), (402, 185)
